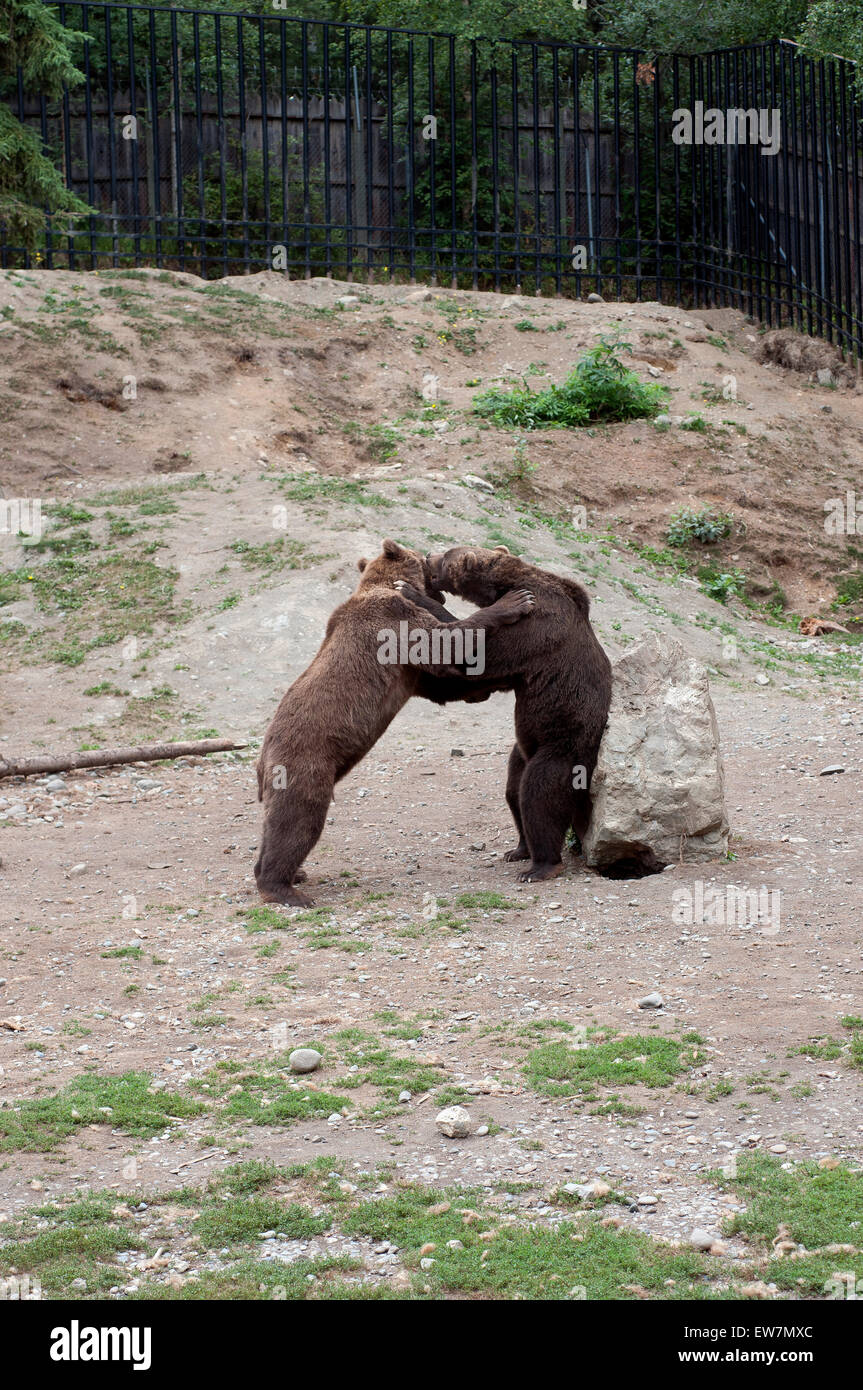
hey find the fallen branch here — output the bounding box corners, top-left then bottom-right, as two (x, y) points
(0, 738), (247, 781)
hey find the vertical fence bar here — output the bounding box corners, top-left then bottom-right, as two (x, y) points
(79, 4), (97, 267)
(323, 23), (333, 278)
(170, 7), (184, 270)
(490, 48), (501, 290)
(303, 20), (313, 277)
(405, 36), (415, 283)
(125, 4), (141, 266)
(828, 58), (843, 350)
(591, 46), (601, 295)
(103, 4), (118, 268)
(258, 16), (270, 274)
(651, 53), (661, 300)
(192, 9), (206, 277)
(147, 7), (163, 266)
(837, 58), (853, 355)
(236, 14), (249, 272)
(612, 48), (622, 300)
(531, 43), (541, 293)
(214, 13), (228, 275)
(448, 33), (458, 286)
(363, 25), (373, 280)
(848, 58), (863, 358)
(470, 40), (479, 290)
(552, 45), (563, 297)
(427, 37), (437, 283)
(571, 46), (581, 297)
(671, 54), (681, 306)
(511, 45), (521, 289)
(344, 25), (354, 281)
(385, 28), (395, 281)
(800, 53), (815, 338)
(278, 17), (289, 275)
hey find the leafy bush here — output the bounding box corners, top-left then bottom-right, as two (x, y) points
(473, 337), (669, 429)
(698, 567), (746, 603)
(667, 506), (734, 546)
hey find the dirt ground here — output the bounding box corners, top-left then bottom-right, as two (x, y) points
(0, 267), (861, 1299)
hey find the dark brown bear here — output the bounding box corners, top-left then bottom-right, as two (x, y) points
(254, 540), (534, 905)
(419, 544), (612, 884)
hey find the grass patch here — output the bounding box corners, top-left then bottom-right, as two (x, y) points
(276, 473), (391, 509)
(193, 1196), (330, 1249)
(0, 1072), (205, 1153)
(524, 1030), (706, 1100)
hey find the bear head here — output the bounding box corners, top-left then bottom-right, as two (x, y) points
(357, 538), (441, 598)
(425, 544), (514, 606)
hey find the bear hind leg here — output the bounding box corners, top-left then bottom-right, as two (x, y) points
(255, 780), (331, 906)
(515, 748), (575, 883)
(503, 744), (530, 862)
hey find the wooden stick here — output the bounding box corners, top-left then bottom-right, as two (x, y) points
(0, 738), (247, 781)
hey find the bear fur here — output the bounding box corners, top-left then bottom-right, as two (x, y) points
(254, 539), (534, 905)
(422, 544), (612, 883)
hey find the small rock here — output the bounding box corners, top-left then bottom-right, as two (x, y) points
(638, 993), (664, 1009)
(68, 863), (88, 877)
(819, 765), (845, 776)
(336, 295), (360, 309)
(816, 367), (834, 386)
(587, 292), (604, 303)
(754, 673), (770, 685)
(288, 1048), (322, 1074)
(463, 474), (495, 494)
(690, 1228), (714, 1251)
(398, 1090), (412, 1104)
(436, 1105), (472, 1138)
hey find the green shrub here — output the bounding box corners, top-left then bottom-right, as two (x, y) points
(667, 506), (734, 546)
(473, 337), (668, 430)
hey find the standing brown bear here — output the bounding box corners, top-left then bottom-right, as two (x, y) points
(254, 540), (534, 905)
(412, 544), (612, 884)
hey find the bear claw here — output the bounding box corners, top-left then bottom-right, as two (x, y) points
(517, 861), (564, 883)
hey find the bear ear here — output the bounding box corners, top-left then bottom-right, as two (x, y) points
(357, 557), (367, 572)
(493, 544), (511, 554)
(382, 538), (403, 559)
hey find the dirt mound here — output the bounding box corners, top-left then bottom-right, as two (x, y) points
(755, 327), (857, 386)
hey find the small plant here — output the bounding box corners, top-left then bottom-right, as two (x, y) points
(667, 506), (734, 546)
(698, 567), (747, 603)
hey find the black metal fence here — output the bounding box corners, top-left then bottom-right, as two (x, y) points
(3, 4), (862, 357)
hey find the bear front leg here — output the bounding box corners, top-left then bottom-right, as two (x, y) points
(393, 579), (457, 621)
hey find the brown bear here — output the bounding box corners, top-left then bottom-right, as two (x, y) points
(254, 540), (534, 905)
(403, 544), (612, 884)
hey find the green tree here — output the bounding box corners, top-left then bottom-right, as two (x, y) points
(0, 0), (93, 248)
(799, 0), (863, 66)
